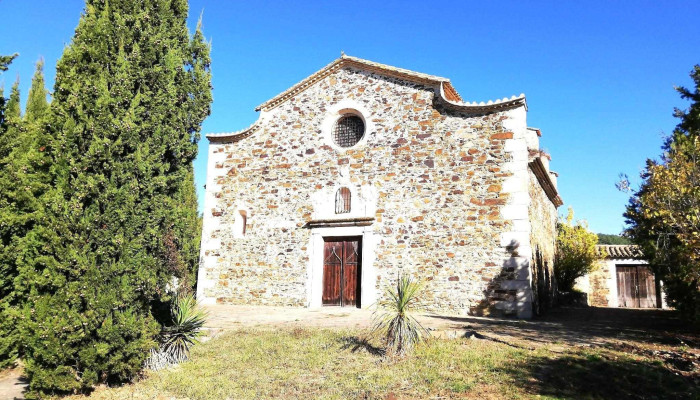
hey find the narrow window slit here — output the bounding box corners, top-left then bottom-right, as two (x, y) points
(335, 187), (351, 214)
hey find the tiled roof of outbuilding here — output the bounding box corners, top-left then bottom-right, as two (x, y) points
(595, 245), (645, 260)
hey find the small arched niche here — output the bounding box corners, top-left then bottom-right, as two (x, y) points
(233, 209), (247, 238)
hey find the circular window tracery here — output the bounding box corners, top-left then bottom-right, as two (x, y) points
(332, 114), (365, 148)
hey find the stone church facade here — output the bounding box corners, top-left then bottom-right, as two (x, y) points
(196, 55), (562, 318)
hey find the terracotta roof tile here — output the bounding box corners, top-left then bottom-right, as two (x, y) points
(595, 245), (645, 260)
(207, 121), (262, 143)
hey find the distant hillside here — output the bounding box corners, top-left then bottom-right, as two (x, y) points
(597, 233), (632, 245)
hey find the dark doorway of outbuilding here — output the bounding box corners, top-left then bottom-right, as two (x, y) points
(322, 237), (362, 307)
(616, 265), (659, 308)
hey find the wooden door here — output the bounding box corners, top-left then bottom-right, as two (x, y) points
(322, 241), (343, 306)
(616, 265), (658, 308)
(322, 237), (361, 307)
(636, 266), (658, 308)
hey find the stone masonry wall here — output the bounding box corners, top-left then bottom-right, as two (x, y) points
(589, 266), (611, 307)
(589, 260), (614, 307)
(199, 66), (527, 315)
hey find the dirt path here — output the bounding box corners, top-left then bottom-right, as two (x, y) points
(0, 368), (26, 400)
(203, 304), (698, 350)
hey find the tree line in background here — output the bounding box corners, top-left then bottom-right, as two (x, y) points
(0, 0), (211, 397)
(624, 65), (700, 322)
(596, 233), (632, 245)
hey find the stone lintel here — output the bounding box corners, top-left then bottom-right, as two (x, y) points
(305, 217), (375, 228)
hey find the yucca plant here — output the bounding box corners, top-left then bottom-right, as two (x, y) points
(372, 275), (429, 357)
(147, 294), (208, 370)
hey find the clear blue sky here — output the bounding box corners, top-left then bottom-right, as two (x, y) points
(2, 0), (699, 234)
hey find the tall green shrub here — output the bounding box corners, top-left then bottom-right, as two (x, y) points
(15, 1), (211, 396)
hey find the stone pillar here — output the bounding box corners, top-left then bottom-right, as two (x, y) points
(196, 142), (226, 305)
(498, 106), (534, 318)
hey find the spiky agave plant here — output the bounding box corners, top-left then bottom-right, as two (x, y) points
(160, 294), (208, 364)
(372, 275), (429, 357)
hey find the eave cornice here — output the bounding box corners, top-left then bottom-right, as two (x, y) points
(528, 157), (563, 208)
(438, 83), (528, 113)
(206, 121), (262, 144)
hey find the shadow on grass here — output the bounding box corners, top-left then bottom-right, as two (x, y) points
(503, 350), (699, 399)
(426, 306), (699, 348)
(339, 336), (384, 356)
(462, 329), (533, 350)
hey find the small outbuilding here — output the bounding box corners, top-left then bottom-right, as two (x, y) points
(580, 245), (667, 309)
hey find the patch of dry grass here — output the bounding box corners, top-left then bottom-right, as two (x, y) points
(62, 327), (698, 400)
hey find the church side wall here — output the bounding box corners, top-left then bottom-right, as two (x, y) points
(527, 168), (558, 315)
(198, 67), (530, 315)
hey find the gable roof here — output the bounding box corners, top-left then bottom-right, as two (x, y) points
(207, 55), (528, 143)
(596, 245), (645, 260)
(255, 54), (463, 112)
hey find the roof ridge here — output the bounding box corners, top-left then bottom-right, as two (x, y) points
(341, 54), (452, 83)
(254, 54), (464, 112)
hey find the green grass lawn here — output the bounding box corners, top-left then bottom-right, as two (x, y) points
(66, 327), (698, 400)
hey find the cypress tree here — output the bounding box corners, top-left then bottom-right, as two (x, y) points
(24, 59), (49, 124)
(0, 76), (22, 289)
(0, 59), (18, 367)
(0, 54), (17, 72)
(0, 61), (51, 367)
(0, 86), (3, 132)
(0, 78), (22, 368)
(0, 53), (18, 133)
(0, 77), (23, 299)
(16, 1), (211, 396)
(3, 77), (21, 125)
